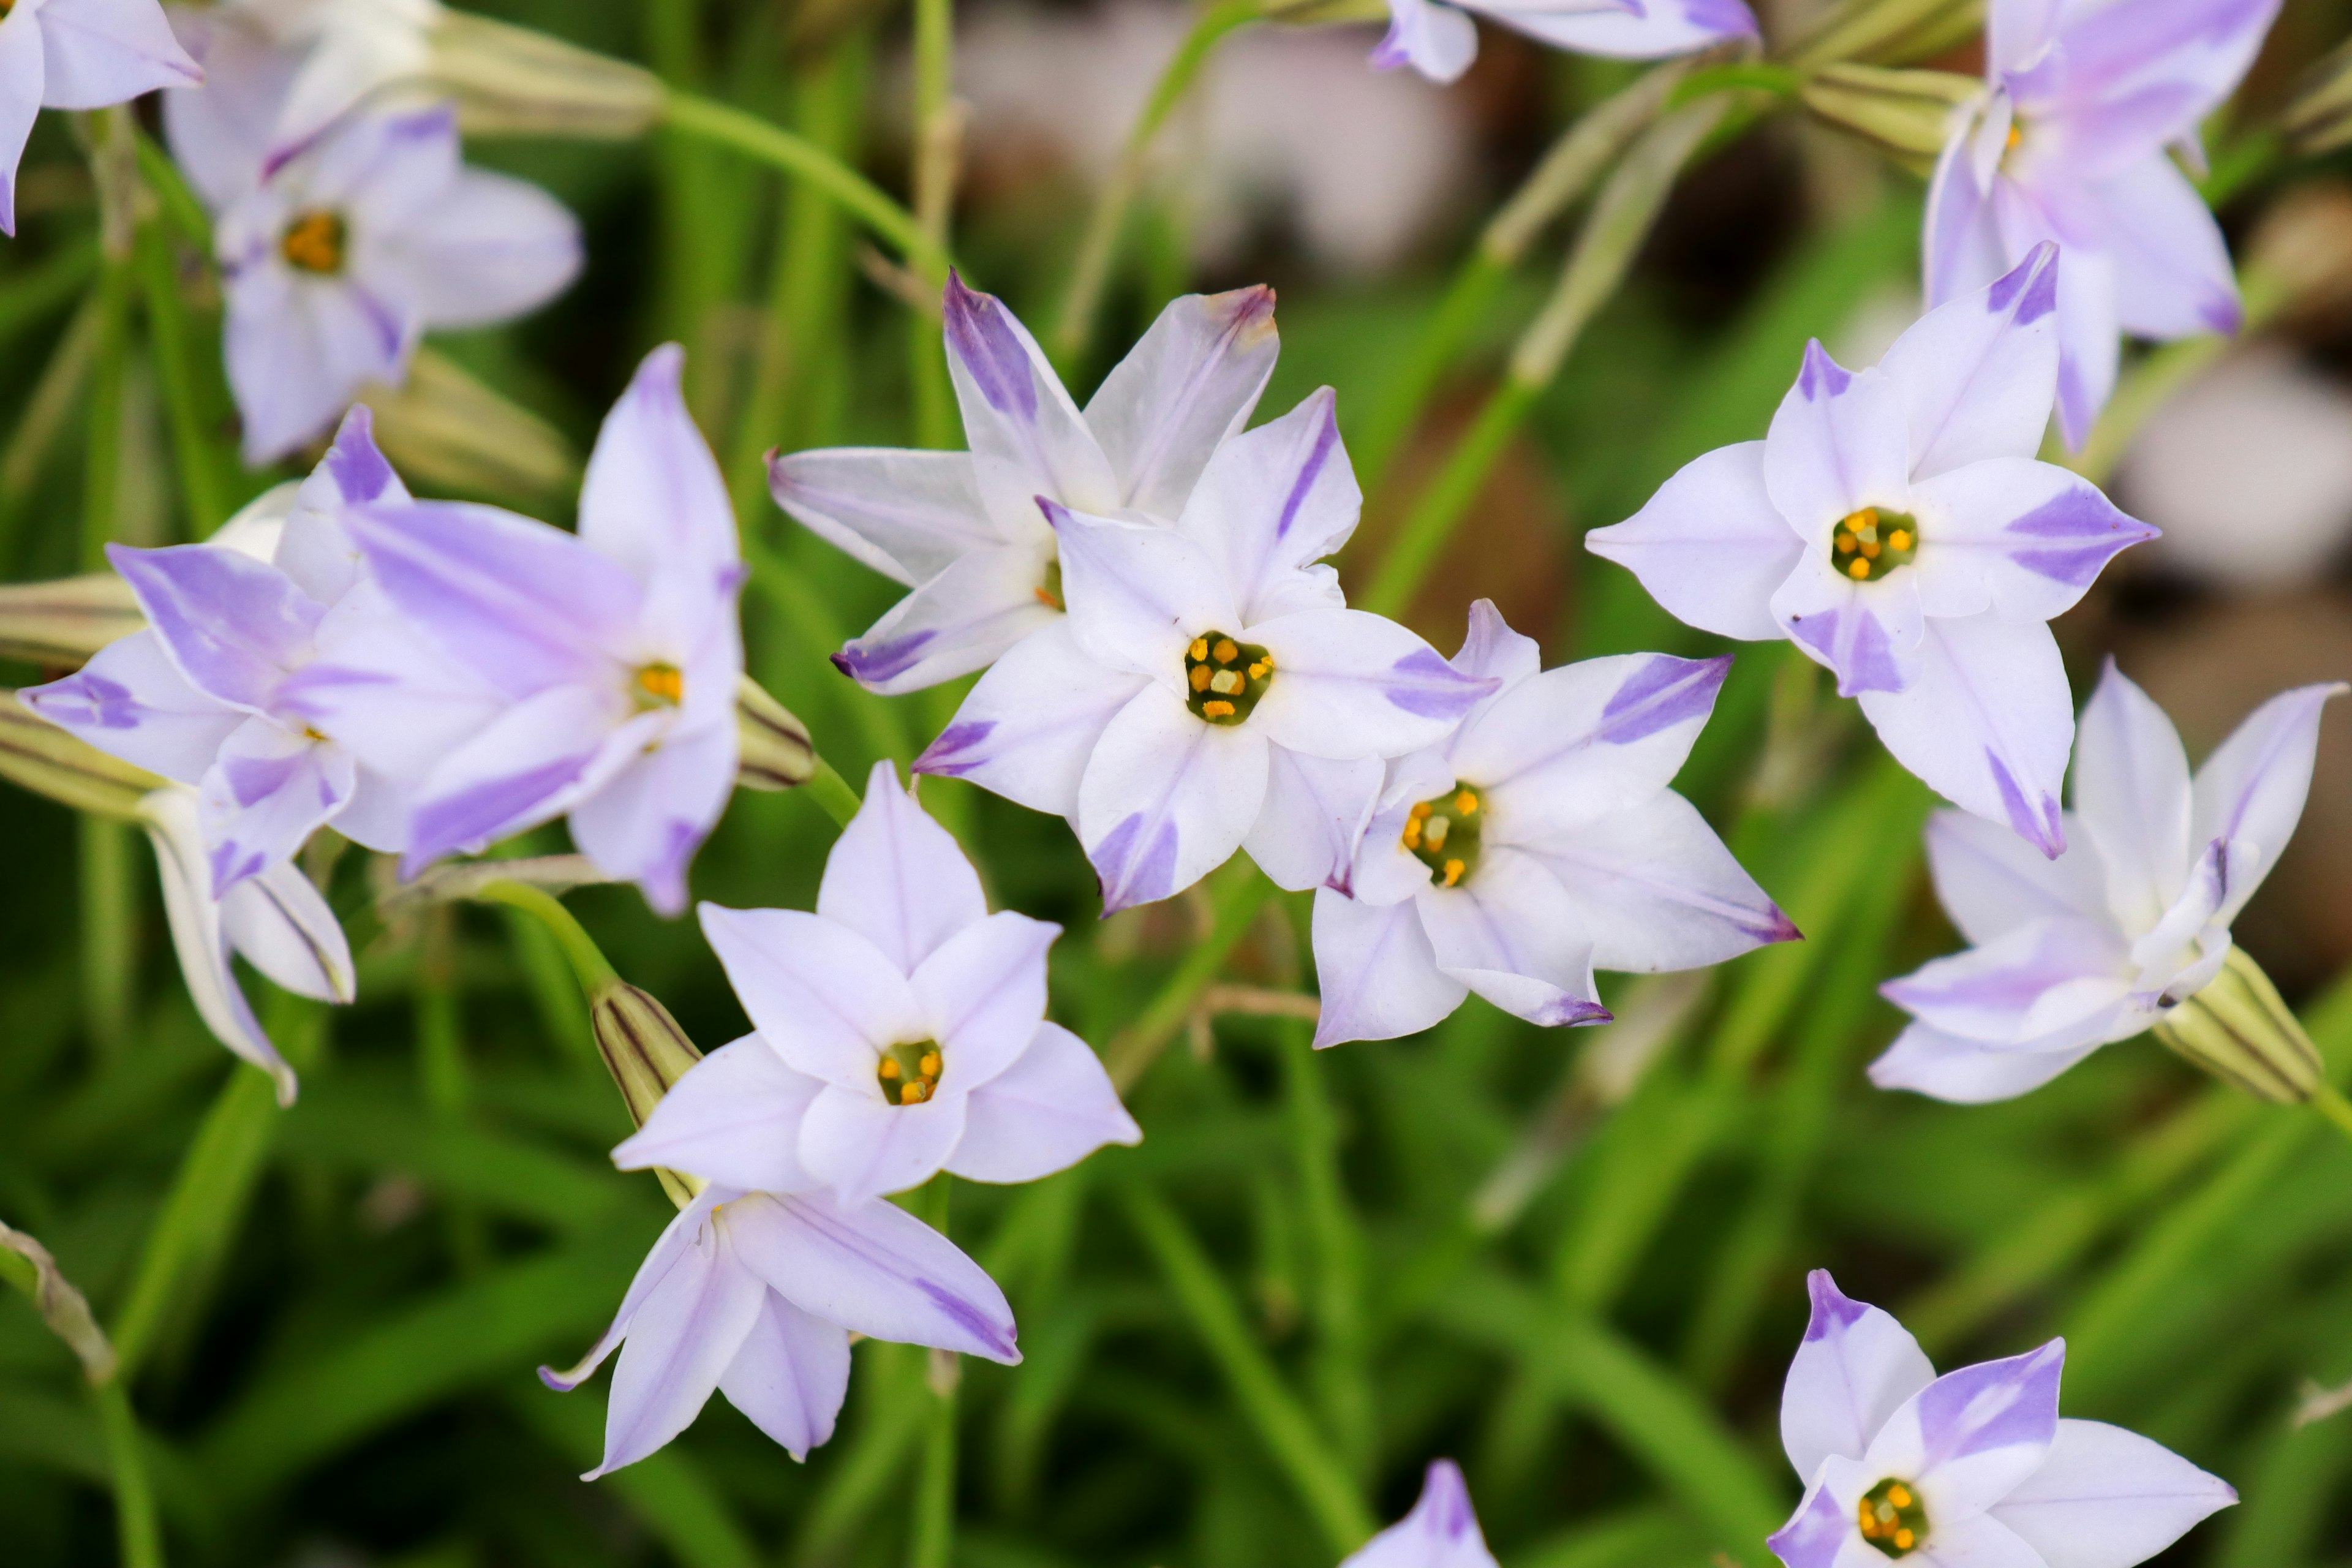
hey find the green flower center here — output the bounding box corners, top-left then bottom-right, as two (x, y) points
(1185, 631), (1273, 726)
(878, 1040), (943, 1106)
(1035, 555), (1064, 611)
(1832, 507), (1918, 582)
(281, 209), (349, 275)
(1403, 786), (1483, 889)
(1858, 1477), (1928, 1558)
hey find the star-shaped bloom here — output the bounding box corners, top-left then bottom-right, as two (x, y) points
(541, 1180), (1019, 1479)
(1342, 1460), (1497, 1568)
(771, 276), (1280, 695)
(22, 409), (489, 893)
(1926, 0), (2281, 446)
(1371, 0), (1755, 86)
(1312, 601), (1794, 1047)
(916, 390), (1494, 911)
(138, 784), (353, 1104)
(0, 0), (199, 235)
(1589, 244), (2158, 856)
(1770, 1271), (2234, 1568)
(1872, 663), (2343, 1104)
(164, 16), (578, 462)
(625, 761), (1139, 1210)
(314, 345), (744, 914)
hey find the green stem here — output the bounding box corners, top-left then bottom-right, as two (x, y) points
(1280, 1034), (1372, 1480)
(95, 1381), (164, 1568)
(908, 1175), (957, 1568)
(1048, 0), (1259, 369)
(1102, 860), (1275, 1090)
(132, 216), (230, 538)
(78, 815), (135, 1058)
(469, 882), (619, 992)
(663, 89), (946, 283)
(2309, 1082), (2352, 1147)
(1119, 1183), (1374, 1556)
(804, 756), (865, 828)
(907, 0), (957, 449)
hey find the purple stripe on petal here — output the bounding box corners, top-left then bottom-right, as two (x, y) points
(1798, 341), (1852, 402)
(1539, 998), (1614, 1027)
(916, 1280), (1018, 1362)
(1382, 646), (1494, 719)
(1682, 0), (1759, 34)
(2002, 487), (2157, 587)
(407, 752), (595, 872)
(914, 720), (998, 778)
(1842, 609), (1902, 693)
(210, 840), (266, 893)
(1368, 21), (1412, 69)
(323, 407), (398, 503)
(1767, 1485), (1852, 1568)
(1597, 654), (1730, 744)
(1913, 1340), (2063, 1475)
(834, 630), (937, 687)
(1986, 749), (2065, 857)
(37, 670), (142, 729)
(1419, 1461), (1479, 1541)
(225, 750), (304, 808)
(1803, 1269), (1871, 1341)
(1986, 243), (2056, 321)
(2200, 292), (2245, 334)
(1275, 407), (1341, 540)
(943, 274), (1038, 420)
(1093, 810), (1178, 914)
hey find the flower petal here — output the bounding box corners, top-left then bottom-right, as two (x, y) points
(221, 845), (356, 1006)
(698, 905), (926, 1087)
(1909, 460), (2155, 624)
(1417, 848), (1609, 1028)
(108, 542), (323, 712)
(1871, 1341), (2064, 1523)
(587, 1210), (766, 1479)
(1772, 564), (1923, 698)
(615, 1037), (826, 1194)
(1781, 1270), (1938, 1483)
(1174, 387), (1360, 626)
(2071, 660), (2193, 935)
(1077, 684), (1270, 914)
(196, 717), (355, 894)
(1923, 809), (2107, 948)
(402, 686), (635, 872)
(139, 788), (300, 1105)
(1855, 614), (2072, 858)
(911, 911), (1058, 1093)
(818, 760), (989, 972)
(1248, 608), (1496, 761)
(797, 1082), (967, 1207)
(159, 9), (288, 211)
(1449, 597), (1543, 690)
(944, 273), (1120, 524)
(2188, 680), (2346, 929)
(20, 629), (245, 782)
(1869, 1021), (2105, 1104)
(1310, 887), (1466, 1049)
(725, 1189), (1020, 1363)
(770, 447), (1001, 587)
(1881, 243), (2060, 480)
(1766, 1474), (1872, 1568)
(1587, 441), (1800, 643)
(1881, 916), (2130, 1048)
(832, 542), (1060, 695)
(1341, 1458), (1498, 1568)
(568, 720), (736, 917)
(1370, 0), (1479, 83)
(913, 619), (1149, 819)
(1490, 0), (1758, 60)
(1923, 123), (2013, 309)
(1049, 501), (1237, 680)
(542, 1191), (718, 1395)
(576, 345), (739, 640)
(380, 166), (581, 330)
(1763, 348), (1914, 538)
(0, 7), (44, 237)
(1986, 1417), (2235, 1568)
(948, 1022), (1141, 1184)
(1245, 748), (1384, 895)
(2086, 154), (2241, 342)
(717, 1292), (850, 1462)
(1087, 284), (1280, 521)
(32, 0), (202, 108)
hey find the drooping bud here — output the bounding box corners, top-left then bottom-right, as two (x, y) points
(0, 1221), (117, 1385)
(0, 691), (160, 820)
(589, 979), (707, 1208)
(0, 573), (143, 667)
(359, 348), (581, 506)
(2285, 37), (2352, 156)
(736, 676), (816, 791)
(1800, 64), (1982, 174)
(429, 12), (666, 140)
(2153, 947), (2325, 1105)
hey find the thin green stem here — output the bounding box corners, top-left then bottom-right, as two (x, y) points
(1280, 1033), (1371, 1480)
(907, 0), (957, 449)
(663, 90), (946, 283)
(95, 1381), (164, 1568)
(1102, 860), (1275, 1091)
(908, 1175), (957, 1568)
(804, 757), (865, 828)
(469, 882), (619, 993)
(78, 815), (135, 1058)
(132, 216), (230, 538)
(2310, 1083), (2352, 1147)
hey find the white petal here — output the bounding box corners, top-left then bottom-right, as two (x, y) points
(2090, 154), (2242, 343)
(195, 718), (356, 892)
(831, 543), (1060, 695)
(1174, 388), (1360, 627)
(1987, 1418), (2234, 1568)
(1903, 1511), (2049, 1568)
(1245, 748), (1383, 895)
(1907, 459), (2154, 624)
(140, 788), (298, 1104)
(1869, 1022), (2105, 1104)
(1923, 809), (2107, 948)
(797, 1083), (967, 1207)
(18, 629), (245, 783)
(2188, 680), (2345, 928)
(0, 6), (45, 236)
(818, 759), (988, 973)
(943, 274), (1120, 525)
(913, 620), (1148, 819)
(1415, 849), (1608, 1028)
(911, 910), (1058, 1093)
(1049, 502), (1236, 680)
(588, 1214), (766, 1479)
(1856, 614), (2073, 858)
(568, 720), (737, 918)
(1449, 598), (1543, 690)
(1086, 284), (1280, 521)
(1341, 1458), (1498, 1568)
(221, 847), (356, 1005)
(1772, 560), (1924, 698)
(573, 344), (739, 649)
(1585, 442), (1799, 643)
(1781, 1269), (1937, 1482)
(401, 686), (638, 872)
(384, 167), (580, 331)
(1479, 0), (1758, 59)
(1923, 120), (2013, 311)
(1369, 0), (1479, 84)
(1076, 684), (1268, 914)
(1880, 243), (2060, 480)
(1517, 790), (1798, 971)
(613, 1037), (826, 1195)
(717, 1292), (850, 1461)
(542, 1191), (718, 1394)
(948, 1022), (1140, 1184)
(159, 9), (288, 213)
(1248, 608), (1495, 761)
(1881, 916), (2130, 1049)
(769, 447), (1000, 587)
(32, 0), (200, 109)
(1867, 1341), (2064, 1524)
(1310, 888), (1466, 1048)
(2072, 661), (2192, 936)
(697, 905), (924, 1088)
(1763, 349), (1914, 539)
(725, 1190), (1020, 1363)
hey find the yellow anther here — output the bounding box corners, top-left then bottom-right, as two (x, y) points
(1189, 636), (1209, 662)
(920, 1051), (941, 1079)
(1860, 538), (1882, 559)
(1202, 699), (1235, 718)
(1854, 507), (1877, 529)
(1454, 791), (1478, 815)
(1441, 859), (1465, 887)
(1836, 535), (1857, 554)
(2006, 124), (2022, 151)
(1247, 662), (1268, 679)
(1894, 1532), (1913, 1551)
(1847, 558), (1872, 580)
(1189, 665), (1213, 692)
(878, 1058), (901, 1079)
(1888, 1487), (1911, 1509)
(1401, 820), (1423, 848)
(902, 1081), (930, 1104)
(1888, 529), (1912, 552)
(1213, 639), (1239, 665)
(878, 1039), (944, 1105)
(1409, 802), (1432, 819)
(635, 662), (685, 707)
(281, 209), (349, 274)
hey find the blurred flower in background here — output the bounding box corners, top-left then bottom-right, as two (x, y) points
(0, 0), (198, 235)
(1372, 0), (1755, 86)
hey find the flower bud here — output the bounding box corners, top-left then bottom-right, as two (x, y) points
(589, 979), (707, 1208)
(736, 676), (816, 791)
(2285, 38), (2352, 156)
(1784, 0), (1983, 70)
(429, 12), (666, 140)
(2153, 947), (2325, 1105)
(1800, 64), (1981, 173)
(1, 1221), (116, 1385)
(359, 349), (581, 507)
(0, 573), (143, 668)
(0, 691), (161, 821)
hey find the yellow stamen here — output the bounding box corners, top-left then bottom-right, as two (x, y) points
(878, 1058), (901, 1079)
(1202, 699), (1235, 718)
(1189, 636), (1208, 662)
(635, 662), (685, 707)
(1213, 639), (1239, 665)
(1888, 1487), (1911, 1509)
(2006, 124), (2022, 151)
(1888, 529), (1912, 552)
(280, 209), (349, 274)
(1454, 791), (1477, 815)
(1847, 559), (1872, 580)
(902, 1082), (930, 1104)
(1441, 859), (1465, 887)
(920, 1051), (941, 1079)
(1189, 665), (1213, 692)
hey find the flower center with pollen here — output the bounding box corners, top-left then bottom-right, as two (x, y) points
(1832, 507), (1918, 582)
(877, 1040), (943, 1105)
(633, 662), (685, 709)
(1185, 632), (1273, 725)
(1402, 786), (1483, 889)
(1857, 1477), (1928, 1558)
(280, 210), (349, 274)
(1034, 555), (1064, 611)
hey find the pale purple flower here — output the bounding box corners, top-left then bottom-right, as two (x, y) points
(137, 783), (353, 1104)
(165, 15), (578, 463)
(201, 0), (440, 173)
(21, 408), (487, 893)
(1926, 0), (2281, 447)
(1770, 1270), (2234, 1568)
(0, 0), (199, 235)
(1312, 601), (1794, 1047)
(1588, 245), (2158, 858)
(916, 390), (1494, 913)
(1872, 663), (2343, 1103)
(540, 1181), (1019, 1479)
(1342, 1460), (1496, 1568)
(771, 276), (1280, 695)
(1371, 0), (1755, 86)
(313, 345), (744, 916)
(641, 761), (1138, 1209)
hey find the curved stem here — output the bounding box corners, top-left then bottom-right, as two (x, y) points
(469, 881), (619, 994)
(662, 90), (946, 283)
(96, 1381), (165, 1568)
(804, 756), (866, 829)
(908, 1174), (958, 1568)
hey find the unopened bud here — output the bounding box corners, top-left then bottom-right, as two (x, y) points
(589, 979), (707, 1208)
(2153, 947), (2325, 1105)
(2286, 39), (2352, 156)
(360, 348), (581, 505)
(736, 677), (816, 791)
(0, 1221), (116, 1385)
(1801, 64), (1981, 173)
(1783, 0), (1984, 70)
(0, 691), (161, 820)
(429, 13), (665, 140)
(0, 573), (142, 667)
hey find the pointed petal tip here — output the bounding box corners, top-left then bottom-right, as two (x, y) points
(1763, 908), (1805, 944)
(1803, 1268), (1869, 1338)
